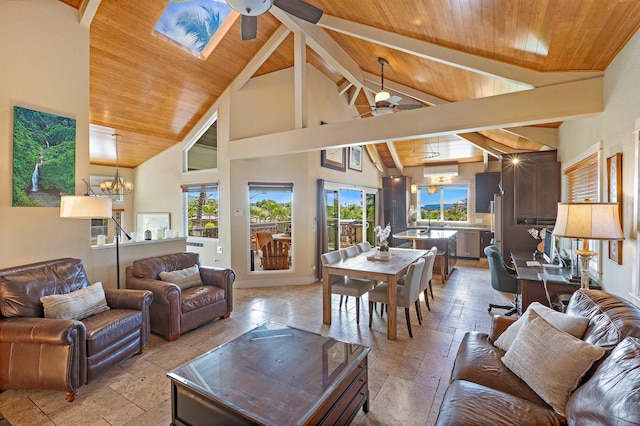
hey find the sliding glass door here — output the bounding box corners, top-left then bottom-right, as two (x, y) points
(324, 184), (377, 250)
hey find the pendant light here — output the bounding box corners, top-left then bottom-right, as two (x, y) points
(100, 134), (133, 196)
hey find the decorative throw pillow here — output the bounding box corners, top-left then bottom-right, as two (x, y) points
(40, 282), (110, 320)
(501, 310), (605, 416)
(159, 264), (202, 291)
(565, 336), (640, 424)
(494, 302), (589, 351)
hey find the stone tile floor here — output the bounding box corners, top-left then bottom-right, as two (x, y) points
(0, 259), (512, 425)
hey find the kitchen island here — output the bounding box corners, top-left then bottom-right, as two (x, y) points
(392, 229), (457, 279)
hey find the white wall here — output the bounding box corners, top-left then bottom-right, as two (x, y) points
(0, 1), (93, 269)
(558, 28), (640, 301)
(0, 1), (187, 287)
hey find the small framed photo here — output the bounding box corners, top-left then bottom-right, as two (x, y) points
(348, 146), (362, 172)
(607, 153), (622, 264)
(321, 148), (346, 171)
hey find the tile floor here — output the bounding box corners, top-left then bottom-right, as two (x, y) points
(0, 259), (512, 426)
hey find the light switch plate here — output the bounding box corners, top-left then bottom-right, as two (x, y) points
(217, 245), (223, 253)
(234, 208), (243, 216)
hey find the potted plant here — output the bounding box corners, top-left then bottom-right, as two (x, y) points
(374, 223), (391, 258)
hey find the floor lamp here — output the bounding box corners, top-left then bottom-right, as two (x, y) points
(60, 195), (128, 289)
(552, 202), (624, 289)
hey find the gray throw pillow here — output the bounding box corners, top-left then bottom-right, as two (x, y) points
(159, 264), (203, 290)
(501, 310), (605, 416)
(40, 282), (110, 320)
(494, 302), (589, 351)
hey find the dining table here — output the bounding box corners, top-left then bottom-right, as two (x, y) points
(322, 247), (427, 340)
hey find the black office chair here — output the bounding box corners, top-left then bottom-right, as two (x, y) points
(484, 245), (519, 316)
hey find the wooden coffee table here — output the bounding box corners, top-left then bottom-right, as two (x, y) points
(167, 322), (370, 426)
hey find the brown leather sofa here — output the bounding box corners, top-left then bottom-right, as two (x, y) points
(436, 289), (640, 425)
(0, 258), (152, 402)
(125, 252), (235, 341)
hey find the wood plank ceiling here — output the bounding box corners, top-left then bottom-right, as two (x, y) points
(59, 0), (640, 170)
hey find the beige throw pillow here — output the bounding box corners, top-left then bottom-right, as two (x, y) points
(501, 310), (605, 416)
(159, 264), (202, 291)
(494, 302), (589, 351)
(41, 282), (110, 320)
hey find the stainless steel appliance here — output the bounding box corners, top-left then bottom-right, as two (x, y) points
(490, 194), (503, 254)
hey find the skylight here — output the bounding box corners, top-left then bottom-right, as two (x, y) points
(154, 0), (234, 58)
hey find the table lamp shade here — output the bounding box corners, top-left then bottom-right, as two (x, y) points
(552, 202), (623, 240)
(60, 196), (112, 219)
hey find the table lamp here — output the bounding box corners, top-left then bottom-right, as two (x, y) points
(552, 202), (624, 289)
(60, 195), (130, 289)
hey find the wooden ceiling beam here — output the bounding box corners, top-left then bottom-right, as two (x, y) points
(294, 30), (307, 129)
(456, 133), (504, 159)
(503, 126), (559, 149)
(318, 14), (603, 88)
(270, 9), (364, 90)
(386, 142), (404, 174)
(228, 77), (603, 160)
(231, 25), (291, 92)
(78, 0), (100, 27)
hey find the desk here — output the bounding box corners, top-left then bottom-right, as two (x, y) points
(322, 248), (426, 340)
(510, 250), (596, 311)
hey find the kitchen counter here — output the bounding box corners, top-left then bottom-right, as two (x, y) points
(393, 229), (458, 240)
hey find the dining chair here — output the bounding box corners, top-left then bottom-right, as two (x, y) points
(340, 245), (360, 259)
(368, 257), (425, 338)
(357, 241), (372, 253)
(321, 250), (374, 324)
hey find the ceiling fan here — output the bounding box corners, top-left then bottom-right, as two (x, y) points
(357, 58), (424, 117)
(226, 0), (323, 40)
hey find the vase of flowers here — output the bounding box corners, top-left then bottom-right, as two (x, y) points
(374, 223), (391, 258)
(408, 205), (418, 226)
(527, 227), (549, 258)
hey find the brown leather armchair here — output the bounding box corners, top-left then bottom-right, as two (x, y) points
(125, 252), (235, 342)
(0, 258), (152, 402)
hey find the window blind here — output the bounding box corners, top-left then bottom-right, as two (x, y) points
(563, 153), (599, 202)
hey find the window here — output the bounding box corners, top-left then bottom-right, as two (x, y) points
(153, 0), (233, 59)
(185, 119), (218, 171)
(182, 183), (219, 238)
(90, 211), (123, 245)
(249, 183), (293, 272)
(562, 143), (602, 277)
(418, 185), (468, 222)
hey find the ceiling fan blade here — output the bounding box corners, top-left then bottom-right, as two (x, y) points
(241, 15), (257, 40)
(395, 104), (423, 110)
(273, 0), (323, 23)
(387, 95), (402, 104)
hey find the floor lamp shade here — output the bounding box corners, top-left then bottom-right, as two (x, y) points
(552, 202), (624, 241)
(60, 196), (112, 219)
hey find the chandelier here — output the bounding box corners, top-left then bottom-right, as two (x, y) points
(100, 134), (133, 196)
(413, 138), (441, 161)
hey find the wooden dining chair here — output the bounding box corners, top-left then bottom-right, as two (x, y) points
(321, 250), (374, 324)
(368, 257), (425, 338)
(261, 240), (289, 270)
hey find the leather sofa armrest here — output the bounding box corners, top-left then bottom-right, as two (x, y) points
(200, 266), (235, 313)
(0, 317), (87, 393)
(104, 289), (153, 311)
(489, 314), (518, 342)
(125, 276), (180, 305)
(0, 317), (86, 345)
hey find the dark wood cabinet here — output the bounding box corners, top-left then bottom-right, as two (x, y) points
(475, 172), (501, 213)
(479, 230), (494, 258)
(382, 176), (410, 247)
(514, 161), (560, 225)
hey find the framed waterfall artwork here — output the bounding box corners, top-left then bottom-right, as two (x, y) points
(12, 106), (76, 207)
(607, 153), (622, 264)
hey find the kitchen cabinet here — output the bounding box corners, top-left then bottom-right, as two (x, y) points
(456, 230), (480, 258)
(475, 172), (501, 213)
(479, 231), (494, 258)
(382, 176), (410, 247)
(514, 161), (560, 225)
